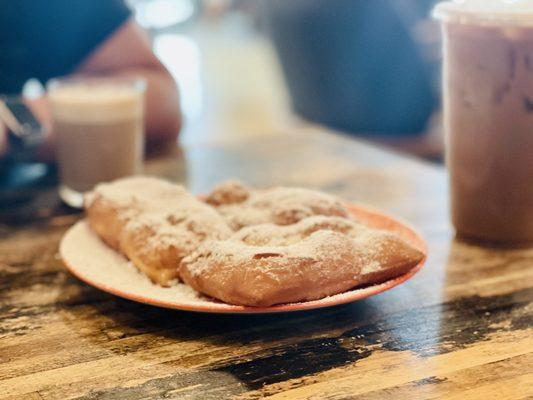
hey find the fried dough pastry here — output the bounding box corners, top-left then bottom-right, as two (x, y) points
(85, 177), (232, 286)
(180, 216), (425, 307)
(205, 180), (349, 229)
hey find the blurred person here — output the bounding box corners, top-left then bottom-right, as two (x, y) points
(0, 0), (182, 161)
(264, 0), (442, 159)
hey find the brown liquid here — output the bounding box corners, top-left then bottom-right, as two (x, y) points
(443, 23), (533, 244)
(55, 118), (143, 192)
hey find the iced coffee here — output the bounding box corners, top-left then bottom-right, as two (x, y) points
(434, 0), (533, 245)
(49, 78), (145, 208)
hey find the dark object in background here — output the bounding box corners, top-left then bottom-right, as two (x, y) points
(0, 0), (130, 94)
(0, 96), (53, 211)
(0, 161), (79, 226)
(0, 96), (44, 158)
(0, 161), (55, 207)
(264, 0), (439, 136)
(0, 153), (57, 219)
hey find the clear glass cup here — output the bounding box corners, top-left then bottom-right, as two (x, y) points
(434, 0), (533, 246)
(48, 77), (146, 208)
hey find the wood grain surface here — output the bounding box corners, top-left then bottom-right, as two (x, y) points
(1, 130), (532, 399)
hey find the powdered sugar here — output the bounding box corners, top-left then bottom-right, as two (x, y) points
(86, 177), (232, 281)
(181, 213), (414, 285)
(205, 180), (250, 206)
(208, 182), (350, 229)
(60, 221), (214, 306)
(86, 176), (188, 208)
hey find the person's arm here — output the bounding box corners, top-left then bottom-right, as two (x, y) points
(76, 19), (182, 142)
(27, 19), (181, 161)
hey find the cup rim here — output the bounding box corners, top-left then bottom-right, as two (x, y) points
(47, 75), (147, 93)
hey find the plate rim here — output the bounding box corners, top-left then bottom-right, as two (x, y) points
(60, 204), (428, 314)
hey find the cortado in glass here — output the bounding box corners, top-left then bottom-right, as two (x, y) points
(49, 77), (145, 208)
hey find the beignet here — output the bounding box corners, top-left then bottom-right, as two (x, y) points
(180, 215), (424, 306)
(85, 177), (232, 285)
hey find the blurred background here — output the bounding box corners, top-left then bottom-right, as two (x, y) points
(2, 0), (445, 218)
(124, 0), (443, 159)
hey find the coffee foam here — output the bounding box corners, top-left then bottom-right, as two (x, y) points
(434, 0), (533, 26)
(50, 85), (143, 124)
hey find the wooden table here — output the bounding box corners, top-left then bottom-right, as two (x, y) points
(1, 130), (532, 399)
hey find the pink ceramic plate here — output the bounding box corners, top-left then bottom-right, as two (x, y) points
(60, 204), (427, 314)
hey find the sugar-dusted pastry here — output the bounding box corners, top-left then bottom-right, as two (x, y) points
(205, 180), (350, 229)
(179, 215), (425, 307)
(85, 177), (232, 286)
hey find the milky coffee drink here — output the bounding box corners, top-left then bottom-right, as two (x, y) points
(49, 80), (144, 207)
(435, 0), (533, 245)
